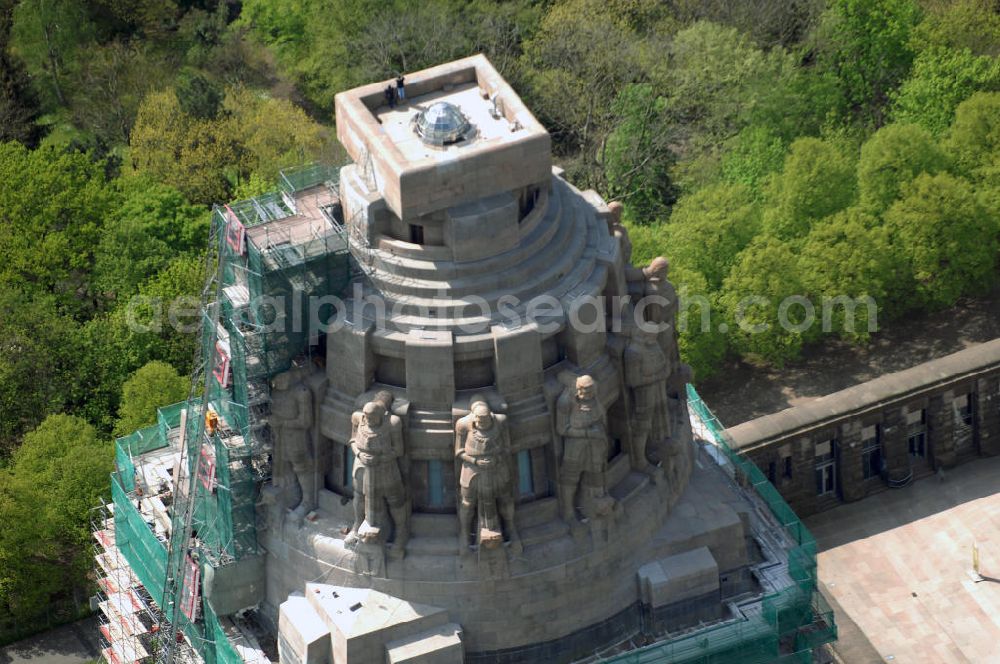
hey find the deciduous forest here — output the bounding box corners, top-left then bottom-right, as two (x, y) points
(0, 0), (997, 642)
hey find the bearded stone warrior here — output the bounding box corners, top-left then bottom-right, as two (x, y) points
(627, 256), (676, 335)
(270, 371), (316, 519)
(346, 394), (409, 557)
(624, 325), (671, 473)
(556, 375), (614, 522)
(455, 400), (522, 555)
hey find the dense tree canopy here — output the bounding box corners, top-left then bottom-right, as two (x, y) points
(1, 0), (999, 641)
(762, 137), (857, 239)
(857, 123), (947, 214)
(0, 415), (111, 621)
(885, 172), (998, 308)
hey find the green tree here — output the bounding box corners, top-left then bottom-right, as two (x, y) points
(671, 265), (729, 382)
(176, 68), (222, 120)
(604, 84), (675, 220)
(666, 182), (760, 289)
(130, 86), (331, 204)
(76, 255), (202, 430)
(239, 0), (384, 110)
(945, 91), (1000, 183)
(857, 123), (947, 214)
(69, 41), (170, 145)
(9, 0), (95, 107)
(815, 0), (922, 126)
(799, 208), (905, 339)
(720, 126), (786, 198)
(719, 236), (815, 366)
(658, 21), (778, 143)
(762, 137), (857, 239)
(0, 49), (43, 146)
(910, 0), (1000, 57)
(667, 0), (825, 48)
(348, 2), (471, 82)
(521, 0), (639, 186)
(129, 88), (240, 204)
(223, 86), (330, 184)
(114, 361), (187, 437)
(0, 290), (80, 455)
(885, 172), (998, 309)
(0, 141), (117, 316)
(891, 47), (1000, 134)
(93, 177), (208, 301)
(0, 415), (111, 622)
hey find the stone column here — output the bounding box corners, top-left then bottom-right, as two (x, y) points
(560, 296), (607, 368)
(326, 320), (375, 397)
(492, 323), (543, 398)
(837, 421), (864, 503)
(928, 390), (955, 468)
(976, 376), (1000, 456)
(405, 329), (455, 409)
(881, 406), (909, 482)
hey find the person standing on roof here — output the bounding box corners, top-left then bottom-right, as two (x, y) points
(384, 84), (395, 109)
(396, 74), (405, 102)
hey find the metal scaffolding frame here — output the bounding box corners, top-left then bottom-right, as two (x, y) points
(98, 163), (352, 664)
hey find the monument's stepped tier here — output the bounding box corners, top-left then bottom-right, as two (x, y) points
(347, 173), (612, 335)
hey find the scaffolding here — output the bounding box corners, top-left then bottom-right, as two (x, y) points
(593, 387), (837, 664)
(97, 163), (352, 664)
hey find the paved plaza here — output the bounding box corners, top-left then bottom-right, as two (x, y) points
(0, 615), (100, 664)
(808, 455), (1000, 663)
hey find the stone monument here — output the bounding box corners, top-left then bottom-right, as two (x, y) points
(263, 55), (757, 664)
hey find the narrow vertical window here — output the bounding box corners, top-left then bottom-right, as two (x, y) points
(344, 445), (354, 490)
(517, 449), (533, 497)
(428, 459), (444, 507)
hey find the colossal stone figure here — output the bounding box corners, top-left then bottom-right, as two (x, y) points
(627, 256), (675, 334)
(346, 394), (409, 558)
(624, 326), (672, 473)
(455, 400), (522, 555)
(627, 255), (690, 398)
(556, 375), (615, 522)
(271, 371), (316, 519)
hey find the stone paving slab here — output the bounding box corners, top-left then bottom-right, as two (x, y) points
(807, 455), (1000, 664)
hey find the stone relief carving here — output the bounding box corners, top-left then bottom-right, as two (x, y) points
(455, 399), (522, 556)
(555, 375), (615, 522)
(270, 370), (316, 520)
(346, 391), (410, 559)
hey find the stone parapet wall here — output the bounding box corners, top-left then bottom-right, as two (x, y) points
(727, 339), (1000, 517)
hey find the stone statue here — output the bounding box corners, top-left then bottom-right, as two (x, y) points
(271, 371), (316, 519)
(455, 400), (522, 555)
(555, 375), (615, 522)
(626, 255), (689, 398)
(626, 256), (675, 334)
(607, 201), (633, 265)
(624, 325), (671, 473)
(346, 393), (409, 558)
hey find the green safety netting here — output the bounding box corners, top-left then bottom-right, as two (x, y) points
(114, 426), (160, 492)
(181, 176), (350, 565)
(597, 388), (836, 663)
(204, 600), (244, 664)
(112, 474), (168, 608)
(111, 164), (354, 662)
